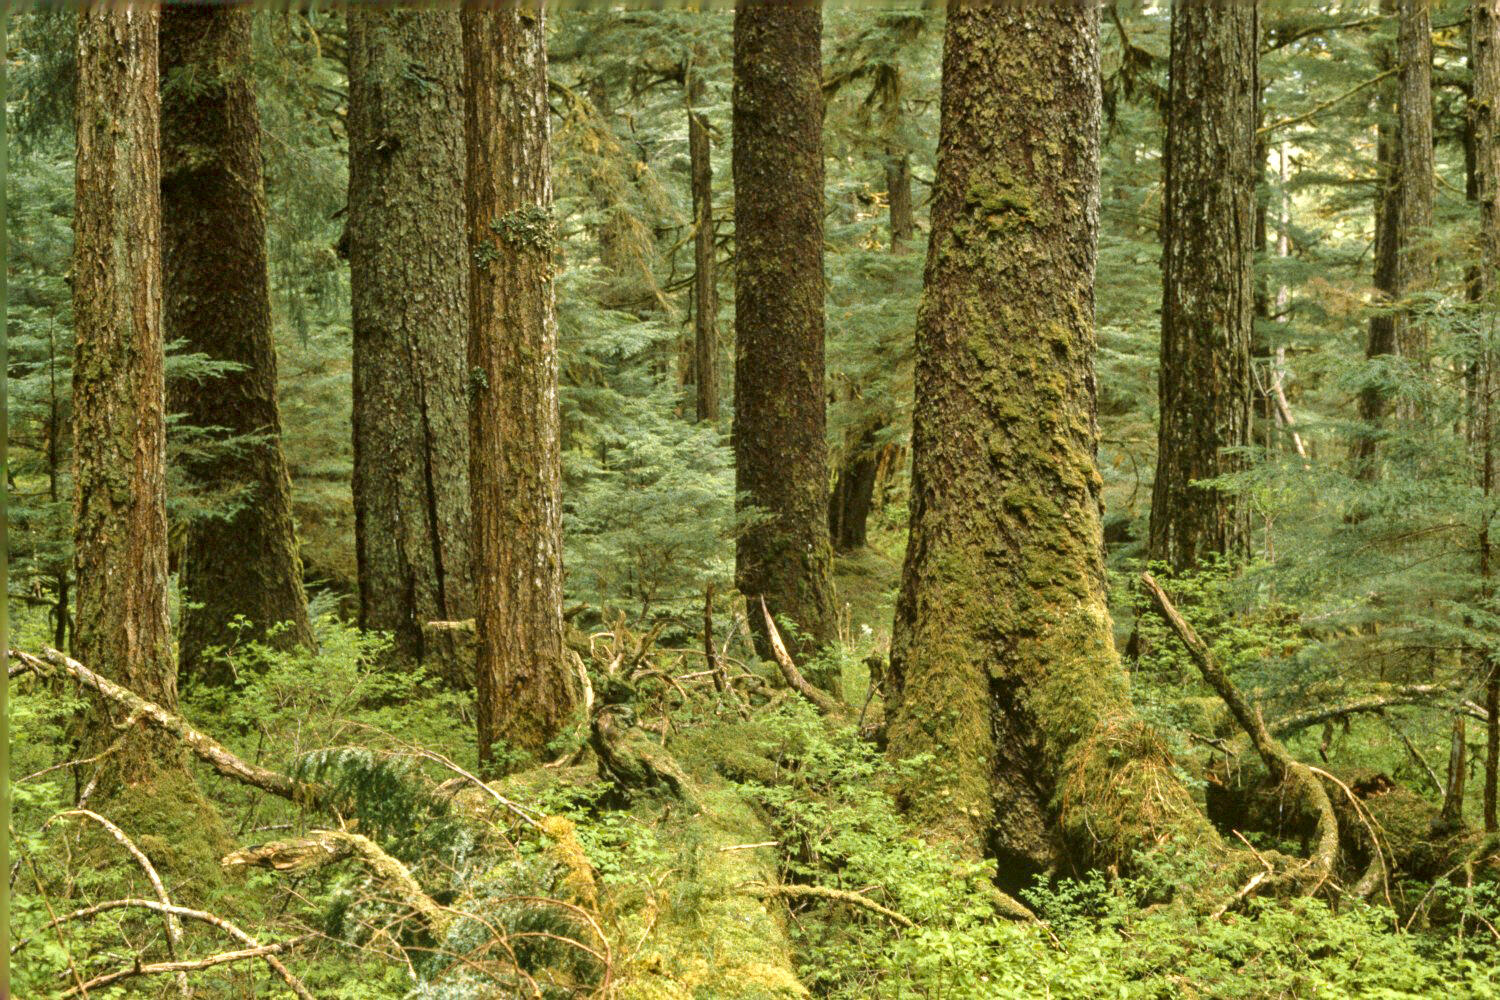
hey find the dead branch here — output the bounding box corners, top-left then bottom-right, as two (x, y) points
(60, 936), (315, 999)
(1141, 574), (1338, 895)
(758, 597), (843, 716)
(224, 829), (452, 937)
(46, 809), (188, 996)
(16, 898), (315, 1000)
(7, 647), (327, 809)
(743, 881), (914, 928)
(1268, 684), (1459, 737)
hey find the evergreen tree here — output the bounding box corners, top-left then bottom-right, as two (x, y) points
(463, 6), (573, 770)
(731, 1), (838, 677)
(688, 50), (719, 425)
(161, 5), (314, 681)
(347, 9), (474, 674)
(1147, 0), (1257, 570)
(886, 2), (1215, 882)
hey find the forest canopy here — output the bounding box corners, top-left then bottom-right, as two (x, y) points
(7, 2), (1500, 998)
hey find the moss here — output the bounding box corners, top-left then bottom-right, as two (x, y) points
(93, 764), (233, 897)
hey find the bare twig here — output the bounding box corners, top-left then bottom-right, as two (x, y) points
(60, 936), (315, 998)
(743, 881), (913, 928)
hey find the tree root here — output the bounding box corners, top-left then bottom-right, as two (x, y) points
(1141, 574), (1339, 900)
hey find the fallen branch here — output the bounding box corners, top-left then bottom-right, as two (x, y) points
(46, 809), (188, 996)
(224, 829), (452, 937)
(743, 881), (913, 928)
(60, 936), (315, 999)
(15, 898), (315, 1000)
(1268, 684), (1459, 737)
(759, 597), (843, 716)
(1141, 574), (1338, 895)
(8, 647), (327, 809)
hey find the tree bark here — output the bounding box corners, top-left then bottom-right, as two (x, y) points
(161, 6), (314, 682)
(732, 1), (839, 681)
(462, 6), (572, 771)
(1147, 0), (1257, 571)
(887, 151), (914, 252)
(886, 4), (1217, 885)
(348, 9), (474, 676)
(1471, 0), (1500, 832)
(72, 8), (178, 775)
(689, 62), (719, 424)
(828, 426), (878, 552)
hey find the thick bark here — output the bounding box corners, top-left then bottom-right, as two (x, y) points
(72, 8), (177, 774)
(886, 4), (1217, 885)
(348, 10), (474, 675)
(828, 427), (878, 552)
(1148, 0), (1257, 571)
(161, 6), (313, 682)
(689, 64), (719, 424)
(732, 2), (839, 679)
(1472, 0), (1500, 832)
(463, 7), (572, 770)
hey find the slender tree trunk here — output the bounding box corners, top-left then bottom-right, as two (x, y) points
(732, 1), (839, 681)
(887, 151), (914, 252)
(462, 6), (572, 771)
(828, 426), (878, 552)
(1471, 0), (1500, 833)
(689, 63), (719, 424)
(1396, 0), (1435, 370)
(1148, 0), (1257, 571)
(161, 6), (313, 682)
(348, 10), (474, 677)
(886, 3), (1217, 884)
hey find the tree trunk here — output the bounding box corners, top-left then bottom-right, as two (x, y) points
(462, 7), (572, 771)
(887, 151), (914, 252)
(886, 3), (1217, 885)
(74, 15), (229, 870)
(732, 1), (839, 682)
(1147, 0), (1257, 571)
(1471, 0), (1500, 832)
(689, 63), (719, 424)
(348, 9), (474, 677)
(828, 427), (878, 552)
(161, 6), (313, 683)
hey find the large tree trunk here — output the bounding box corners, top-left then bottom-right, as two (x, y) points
(1355, 0), (1434, 475)
(348, 10), (474, 677)
(689, 62), (719, 424)
(462, 6), (573, 771)
(1147, 0), (1257, 571)
(74, 12), (228, 868)
(732, 1), (839, 682)
(161, 6), (313, 683)
(828, 426), (878, 552)
(1471, 0), (1500, 832)
(886, 3), (1217, 887)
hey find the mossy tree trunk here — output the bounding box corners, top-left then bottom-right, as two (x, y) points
(1471, 0), (1500, 832)
(887, 150), (914, 252)
(348, 9), (474, 675)
(886, 3), (1217, 887)
(161, 6), (314, 682)
(732, 1), (839, 680)
(462, 7), (573, 771)
(74, 15), (228, 865)
(1147, 0), (1257, 571)
(689, 60), (719, 424)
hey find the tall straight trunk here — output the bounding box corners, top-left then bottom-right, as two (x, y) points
(161, 6), (313, 682)
(462, 6), (572, 771)
(886, 3), (1216, 883)
(1356, 0), (1435, 473)
(1471, 0), (1500, 832)
(689, 63), (719, 423)
(1148, 0), (1257, 571)
(732, 1), (838, 679)
(348, 10), (474, 675)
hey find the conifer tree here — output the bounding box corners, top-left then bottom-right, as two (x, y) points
(348, 9), (474, 673)
(1147, 0), (1257, 571)
(162, 5), (314, 681)
(732, 1), (838, 677)
(462, 6), (573, 770)
(886, 2), (1215, 881)
(688, 54), (719, 424)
